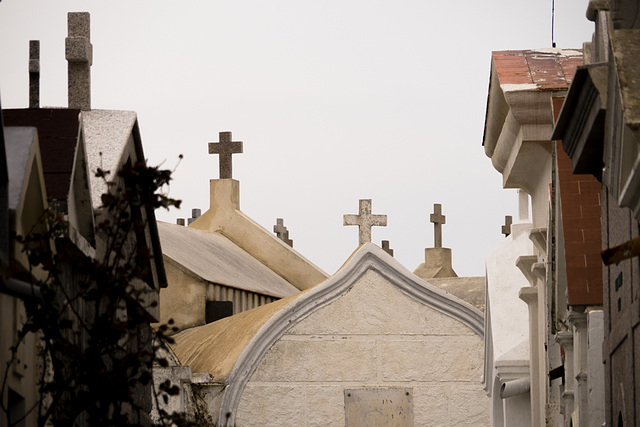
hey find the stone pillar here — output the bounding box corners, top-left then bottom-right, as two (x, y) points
(569, 310), (589, 425)
(556, 331), (575, 426)
(209, 179), (240, 211)
(586, 310), (605, 427)
(65, 12), (92, 110)
(519, 286), (541, 427)
(517, 189), (530, 223)
(29, 40), (39, 108)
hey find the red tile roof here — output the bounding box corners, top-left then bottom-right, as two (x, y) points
(493, 50), (583, 90)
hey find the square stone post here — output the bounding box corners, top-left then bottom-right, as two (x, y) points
(66, 12), (92, 110)
(29, 40), (39, 108)
(519, 286), (542, 427)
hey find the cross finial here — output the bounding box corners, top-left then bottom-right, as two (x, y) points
(188, 208), (202, 225)
(381, 240), (394, 257)
(430, 203), (446, 248)
(208, 131), (243, 179)
(343, 199), (387, 246)
(273, 218), (293, 247)
(502, 215), (513, 237)
(29, 40), (40, 108)
(66, 12), (92, 110)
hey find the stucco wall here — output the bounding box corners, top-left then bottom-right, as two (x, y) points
(235, 270), (488, 426)
(159, 257), (207, 331)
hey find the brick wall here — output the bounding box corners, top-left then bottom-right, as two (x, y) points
(556, 141), (603, 305)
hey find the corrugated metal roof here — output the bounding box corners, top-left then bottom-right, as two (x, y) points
(158, 221), (299, 298)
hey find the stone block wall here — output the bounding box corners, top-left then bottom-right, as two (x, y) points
(234, 271), (489, 426)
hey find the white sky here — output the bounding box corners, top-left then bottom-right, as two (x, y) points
(0, 1), (594, 277)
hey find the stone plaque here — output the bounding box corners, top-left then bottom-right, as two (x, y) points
(344, 388), (413, 426)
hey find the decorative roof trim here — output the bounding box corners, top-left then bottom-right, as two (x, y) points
(216, 243), (484, 426)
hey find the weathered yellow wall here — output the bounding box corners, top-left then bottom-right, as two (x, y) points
(158, 257), (207, 332)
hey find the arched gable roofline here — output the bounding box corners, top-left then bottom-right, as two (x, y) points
(218, 243), (484, 426)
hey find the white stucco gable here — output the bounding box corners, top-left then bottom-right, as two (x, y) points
(197, 243), (486, 426)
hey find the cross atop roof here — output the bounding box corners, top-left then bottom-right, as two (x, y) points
(430, 203), (446, 248)
(66, 12), (92, 110)
(502, 215), (513, 237)
(29, 40), (39, 108)
(343, 199), (387, 246)
(208, 131), (243, 179)
(381, 240), (394, 257)
(274, 218), (293, 247)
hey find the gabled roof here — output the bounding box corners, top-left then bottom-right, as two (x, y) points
(4, 127), (40, 212)
(3, 108), (80, 201)
(158, 221), (300, 297)
(79, 110), (138, 210)
(169, 243), (484, 425)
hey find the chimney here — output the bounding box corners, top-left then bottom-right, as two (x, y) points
(29, 40), (39, 108)
(65, 12), (92, 110)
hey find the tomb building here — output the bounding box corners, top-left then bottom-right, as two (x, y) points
(413, 203), (458, 279)
(165, 243), (489, 426)
(2, 13), (166, 425)
(413, 203), (485, 312)
(483, 45), (606, 427)
(156, 132), (328, 331)
(552, 1), (640, 424)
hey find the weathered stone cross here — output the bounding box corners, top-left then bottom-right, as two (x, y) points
(274, 218), (293, 247)
(502, 215), (513, 237)
(66, 12), (92, 110)
(381, 240), (394, 257)
(430, 203), (446, 248)
(343, 199), (387, 246)
(29, 40), (39, 108)
(208, 131), (243, 179)
(188, 208), (202, 225)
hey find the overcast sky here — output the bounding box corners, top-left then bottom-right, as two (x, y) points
(0, 1), (594, 277)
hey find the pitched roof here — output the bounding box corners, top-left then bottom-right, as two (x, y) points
(3, 108), (80, 200)
(169, 243), (484, 382)
(158, 221), (300, 298)
(79, 110), (138, 210)
(169, 243), (484, 426)
(4, 127), (39, 211)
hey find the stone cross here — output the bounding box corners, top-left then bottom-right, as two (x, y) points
(343, 199), (387, 246)
(29, 40), (39, 108)
(273, 218), (293, 247)
(381, 240), (394, 257)
(208, 131), (243, 179)
(187, 208), (201, 225)
(65, 12), (92, 110)
(502, 215), (513, 237)
(430, 203), (446, 248)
